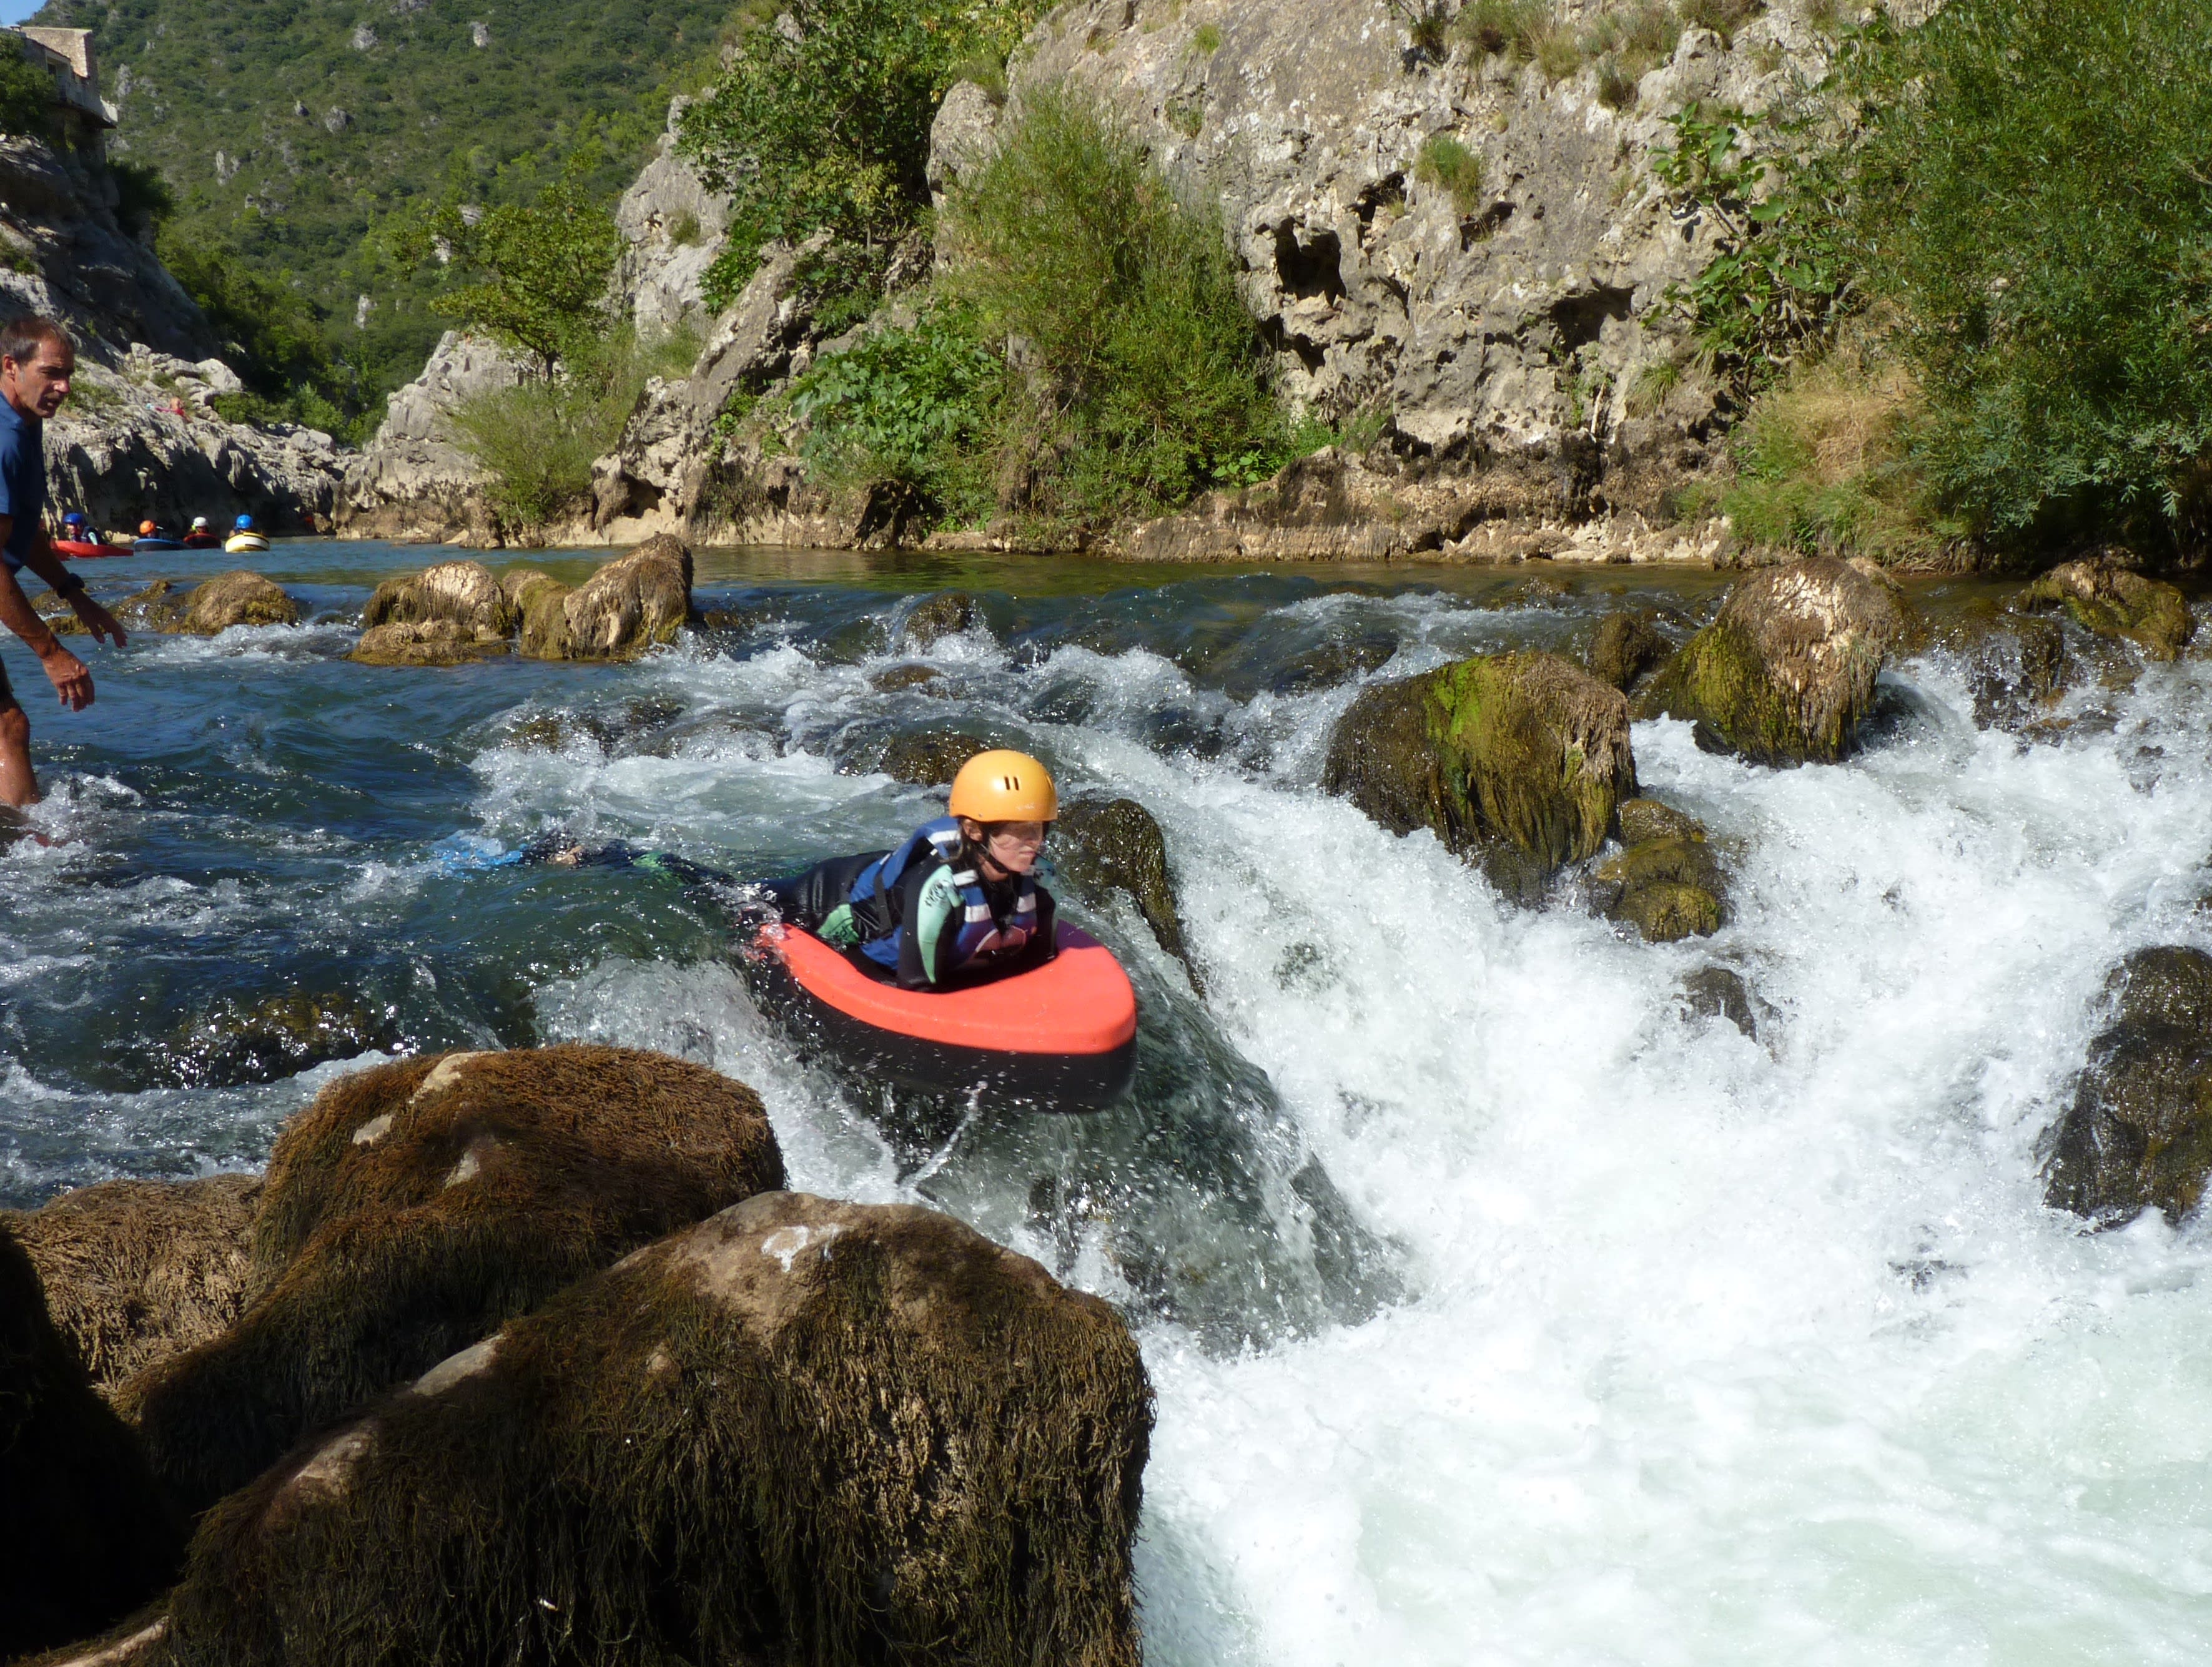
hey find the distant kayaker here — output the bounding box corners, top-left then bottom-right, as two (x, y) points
(0, 315), (126, 809)
(763, 749), (1061, 990)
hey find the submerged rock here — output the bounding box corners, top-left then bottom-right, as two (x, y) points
(350, 617), (513, 666)
(1681, 966), (1761, 1038)
(1592, 797), (1725, 942)
(847, 726), (995, 787)
(1641, 557), (1913, 765)
(2044, 947), (2212, 1226)
(1054, 796), (1195, 980)
(4, 1175), (260, 1397)
(2024, 555), (2196, 662)
(869, 662), (949, 694)
(1586, 611), (1671, 694)
(126, 1045), (785, 1512)
(160, 992), (395, 1086)
(1321, 651), (1636, 902)
(901, 589), (982, 648)
(0, 1224), (184, 1661)
(176, 571), (303, 635)
(516, 536), (693, 661)
(1968, 615), (2074, 732)
(161, 1192), (1151, 1667)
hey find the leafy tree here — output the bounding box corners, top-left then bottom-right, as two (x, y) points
(1852, 0), (2212, 553)
(0, 42), (54, 139)
(413, 152), (622, 372)
(676, 0), (1043, 313)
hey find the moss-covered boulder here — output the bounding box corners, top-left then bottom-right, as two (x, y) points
(350, 558), (516, 665)
(1055, 796), (1193, 980)
(2024, 555), (2196, 661)
(160, 1192), (1150, 1667)
(0, 1224), (184, 1661)
(126, 1045), (786, 1512)
(4, 1175), (259, 1398)
(350, 617), (515, 666)
(177, 571), (302, 635)
(516, 536), (693, 662)
(901, 589), (981, 648)
(2043, 947), (2212, 1226)
(1586, 611), (1671, 694)
(837, 725), (997, 787)
(1640, 557), (1914, 765)
(1321, 650), (1636, 902)
(1591, 797), (1726, 942)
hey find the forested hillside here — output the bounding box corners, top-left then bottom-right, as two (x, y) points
(28, 0), (732, 430)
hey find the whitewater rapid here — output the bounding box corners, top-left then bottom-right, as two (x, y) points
(4, 549), (2210, 1661)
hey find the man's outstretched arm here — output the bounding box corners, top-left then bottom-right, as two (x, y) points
(0, 514), (97, 711)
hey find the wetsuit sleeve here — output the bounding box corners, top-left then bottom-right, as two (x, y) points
(897, 863), (965, 989)
(1028, 885), (1058, 967)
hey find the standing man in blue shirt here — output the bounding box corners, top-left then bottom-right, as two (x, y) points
(0, 317), (125, 809)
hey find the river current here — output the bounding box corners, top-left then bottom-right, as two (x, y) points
(4, 543), (2210, 1662)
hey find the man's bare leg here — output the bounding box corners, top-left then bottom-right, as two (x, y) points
(0, 701), (37, 808)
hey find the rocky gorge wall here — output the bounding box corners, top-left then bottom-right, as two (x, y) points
(336, 1), (1894, 558)
(1, 135), (349, 534)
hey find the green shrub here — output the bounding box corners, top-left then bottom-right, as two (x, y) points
(1533, 26), (1584, 81)
(1453, 0), (1549, 60)
(447, 329), (655, 530)
(1386, 2), (1452, 61)
(1414, 135), (1485, 217)
(1853, 0), (2212, 553)
(0, 46), (52, 140)
(945, 90), (1298, 523)
(678, 0), (1044, 316)
(1679, 0), (1766, 44)
(1193, 24), (1223, 56)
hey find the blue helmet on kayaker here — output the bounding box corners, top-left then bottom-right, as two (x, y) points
(62, 511), (85, 528)
(234, 513), (254, 531)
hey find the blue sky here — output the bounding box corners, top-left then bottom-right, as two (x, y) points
(2, 4), (47, 26)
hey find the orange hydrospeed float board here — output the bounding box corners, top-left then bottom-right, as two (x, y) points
(753, 921), (1138, 1110)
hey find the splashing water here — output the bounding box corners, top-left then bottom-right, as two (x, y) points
(4, 544), (2210, 1661)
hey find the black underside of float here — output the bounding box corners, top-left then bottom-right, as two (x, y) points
(751, 956), (1137, 1113)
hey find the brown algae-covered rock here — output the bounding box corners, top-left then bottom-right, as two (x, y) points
(901, 589), (982, 648)
(1641, 557), (1913, 765)
(360, 559), (515, 639)
(1055, 796), (1193, 977)
(2024, 556), (2196, 661)
(126, 1045), (785, 1512)
(1322, 651), (1636, 900)
(1587, 611), (1671, 694)
(2044, 947), (2212, 1226)
(4, 1174), (260, 1397)
(160, 1192), (1151, 1667)
(518, 535), (693, 661)
(0, 1224), (184, 1661)
(1592, 797), (1726, 943)
(178, 571), (302, 634)
(350, 617), (514, 666)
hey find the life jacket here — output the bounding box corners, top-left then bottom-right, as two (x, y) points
(840, 816), (1039, 975)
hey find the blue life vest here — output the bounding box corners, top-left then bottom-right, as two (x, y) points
(843, 817), (1039, 973)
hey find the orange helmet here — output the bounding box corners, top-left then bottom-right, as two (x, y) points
(139, 519), (156, 535)
(948, 750), (1057, 822)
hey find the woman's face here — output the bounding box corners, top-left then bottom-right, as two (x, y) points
(965, 819), (1047, 875)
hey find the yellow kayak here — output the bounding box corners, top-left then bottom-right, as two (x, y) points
(225, 532), (270, 554)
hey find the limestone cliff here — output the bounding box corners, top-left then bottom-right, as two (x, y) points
(0, 134), (348, 533)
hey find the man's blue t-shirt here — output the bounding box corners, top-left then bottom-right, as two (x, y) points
(0, 397), (44, 574)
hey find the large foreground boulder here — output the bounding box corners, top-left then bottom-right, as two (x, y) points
(161, 1192), (1151, 1667)
(1321, 651), (1636, 902)
(516, 536), (693, 661)
(4, 1174), (259, 1396)
(1641, 557), (1915, 765)
(2024, 555), (2196, 661)
(0, 1224), (183, 1660)
(127, 1045), (785, 1512)
(351, 559), (516, 666)
(2044, 948), (2212, 1226)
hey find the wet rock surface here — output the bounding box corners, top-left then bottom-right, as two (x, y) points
(2044, 947), (2212, 1227)
(1323, 650), (1636, 902)
(157, 993), (395, 1088)
(901, 589), (982, 649)
(1587, 611), (1672, 694)
(126, 1045), (785, 1513)
(0, 1224), (183, 1661)
(2023, 556), (2196, 662)
(167, 571), (302, 635)
(1054, 797), (1195, 980)
(1593, 797), (1726, 942)
(160, 1192), (1150, 1667)
(1641, 557), (1915, 765)
(4, 1175), (260, 1396)
(520, 535), (694, 661)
